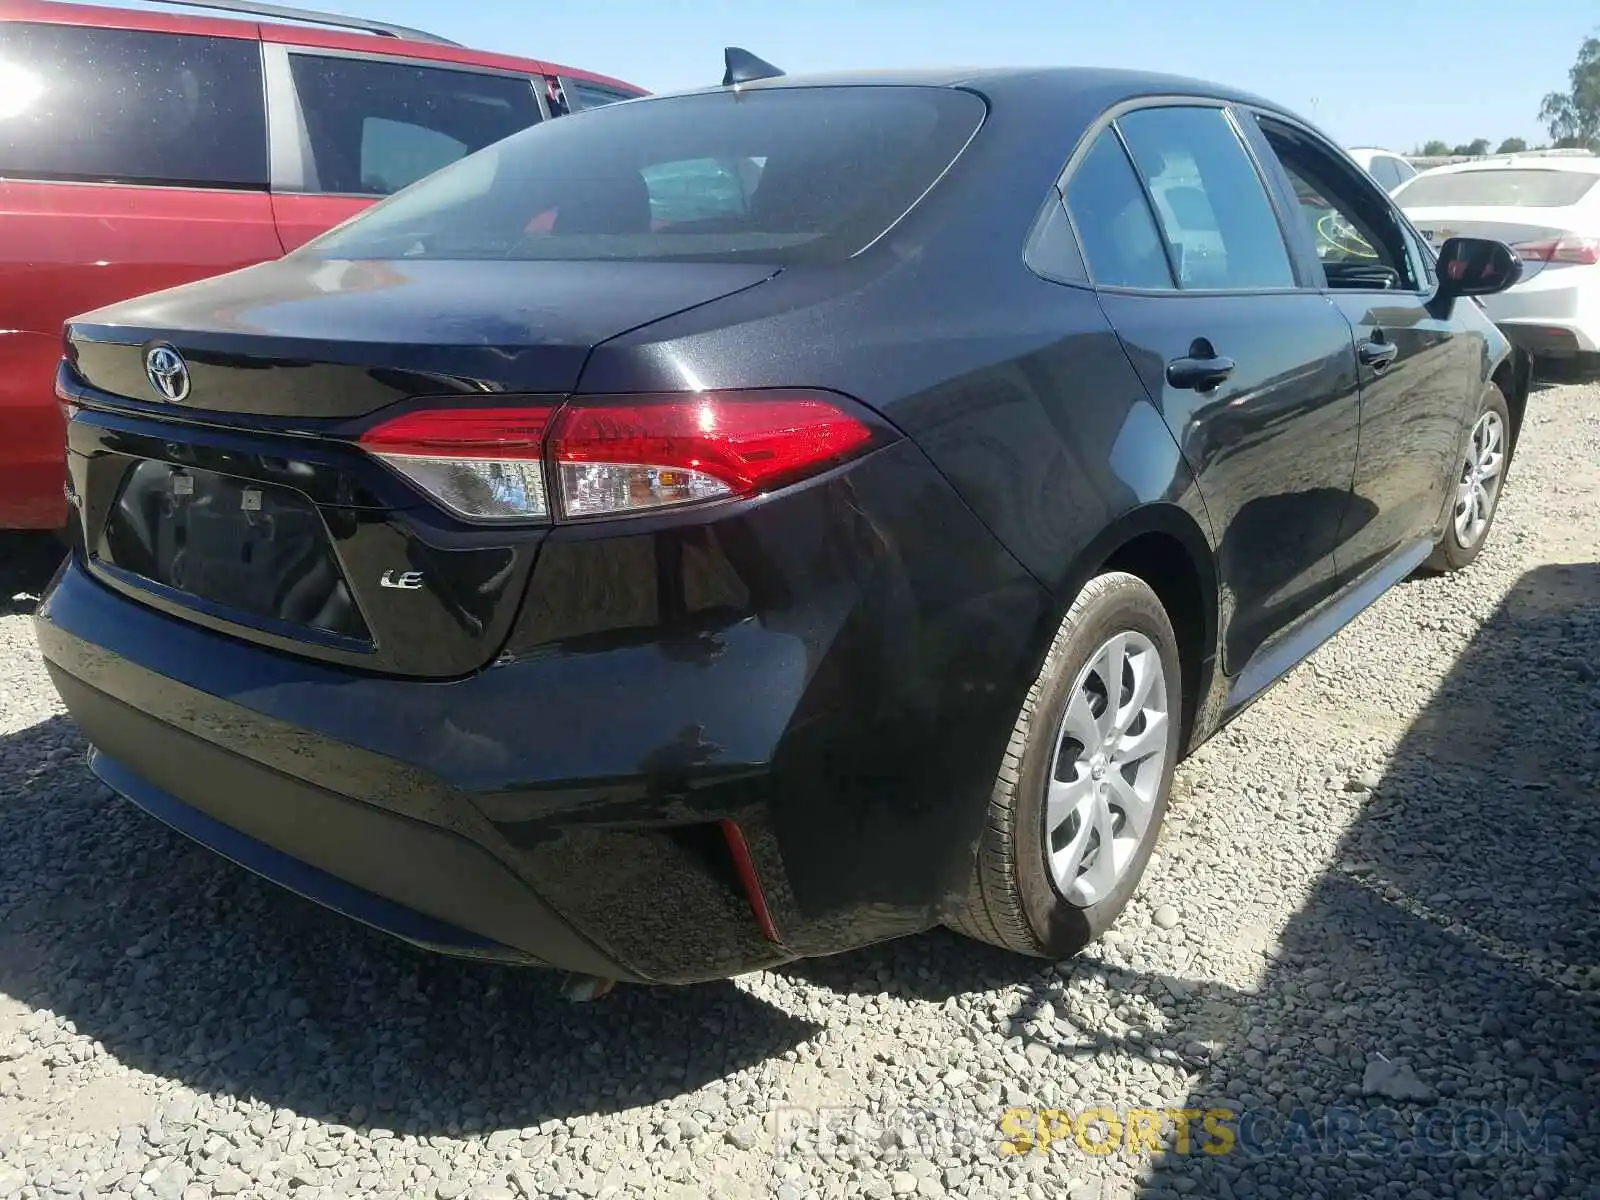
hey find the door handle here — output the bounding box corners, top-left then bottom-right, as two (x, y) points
(1166, 353), (1236, 391)
(1359, 337), (1399, 371)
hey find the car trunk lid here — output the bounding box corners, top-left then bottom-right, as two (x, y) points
(1403, 206), (1585, 254)
(61, 256), (779, 678)
(68, 257), (778, 413)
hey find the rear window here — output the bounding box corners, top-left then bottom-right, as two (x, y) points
(0, 23), (266, 187)
(304, 86), (986, 265)
(1397, 168), (1600, 208)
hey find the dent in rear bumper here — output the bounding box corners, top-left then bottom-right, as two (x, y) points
(36, 582), (792, 983)
(36, 439), (1055, 978)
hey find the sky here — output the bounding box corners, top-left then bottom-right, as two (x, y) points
(120, 0), (1593, 152)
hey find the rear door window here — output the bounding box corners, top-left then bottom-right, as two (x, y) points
(1063, 131), (1175, 289)
(0, 23), (267, 187)
(1116, 106), (1296, 290)
(286, 54), (541, 196)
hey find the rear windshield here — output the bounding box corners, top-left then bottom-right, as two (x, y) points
(1396, 168), (1600, 209)
(303, 85), (986, 265)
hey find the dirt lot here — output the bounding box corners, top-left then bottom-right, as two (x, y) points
(0, 379), (1596, 1200)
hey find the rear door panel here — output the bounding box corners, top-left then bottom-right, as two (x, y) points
(1064, 105), (1362, 675)
(1101, 291), (1360, 672)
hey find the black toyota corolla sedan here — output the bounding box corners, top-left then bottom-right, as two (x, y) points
(37, 60), (1529, 988)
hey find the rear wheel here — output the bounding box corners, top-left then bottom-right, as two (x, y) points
(951, 571), (1182, 959)
(1425, 383), (1510, 573)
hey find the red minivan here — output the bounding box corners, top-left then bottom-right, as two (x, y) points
(0, 0), (645, 530)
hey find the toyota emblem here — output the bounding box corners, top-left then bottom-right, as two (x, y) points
(145, 344), (190, 402)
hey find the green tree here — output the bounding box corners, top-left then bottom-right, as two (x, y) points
(1420, 139), (1450, 156)
(1540, 33), (1600, 149)
(1496, 137), (1528, 154)
(1451, 138), (1491, 156)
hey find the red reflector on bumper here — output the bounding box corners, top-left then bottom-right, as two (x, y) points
(720, 819), (780, 943)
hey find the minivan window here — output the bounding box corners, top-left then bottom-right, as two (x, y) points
(303, 86), (986, 264)
(361, 118), (466, 196)
(1064, 131), (1175, 289)
(288, 55), (541, 196)
(1395, 168), (1600, 209)
(565, 79), (641, 111)
(1117, 106), (1295, 290)
(0, 23), (266, 187)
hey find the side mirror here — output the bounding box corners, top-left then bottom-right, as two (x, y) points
(1435, 237), (1523, 300)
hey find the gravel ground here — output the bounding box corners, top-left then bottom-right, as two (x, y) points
(1, 380), (1597, 1200)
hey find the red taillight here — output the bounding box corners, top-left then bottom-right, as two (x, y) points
(358, 407), (555, 458)
(1511, 236), (1600, 265)
(357, 391), (887, 523)
(548, 391), (881, 519)
(54, 362), (78, 418)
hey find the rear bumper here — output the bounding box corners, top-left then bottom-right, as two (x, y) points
(36, 440), (1053, 982)
(43, 629), (646, 977)
(87, 742), (554, 968)
(1491, 318), (1599, 356)
(1482, 276), (1600, 354)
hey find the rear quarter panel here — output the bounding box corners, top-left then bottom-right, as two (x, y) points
(582, 257), (1212, 606)
(577, 253), (1223, 931)
(576, 72), (1219, 596)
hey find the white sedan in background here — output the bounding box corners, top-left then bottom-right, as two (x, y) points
(1396, 156), (1600, 365)
(1348, 146), (1419, 193)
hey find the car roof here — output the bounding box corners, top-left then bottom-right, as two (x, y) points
(5, 0), (644, 94)
(658, 64), (1302, 119)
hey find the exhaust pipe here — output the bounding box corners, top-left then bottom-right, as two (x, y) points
(560, 972), (618, 1002)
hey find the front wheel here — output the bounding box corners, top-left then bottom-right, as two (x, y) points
(1425, 383), (1511, 573)
(950, 571), (1182, 959)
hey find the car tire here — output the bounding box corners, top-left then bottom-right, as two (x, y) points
(951, 570), (1183, 960)
(1424, 383), (1511, 574)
